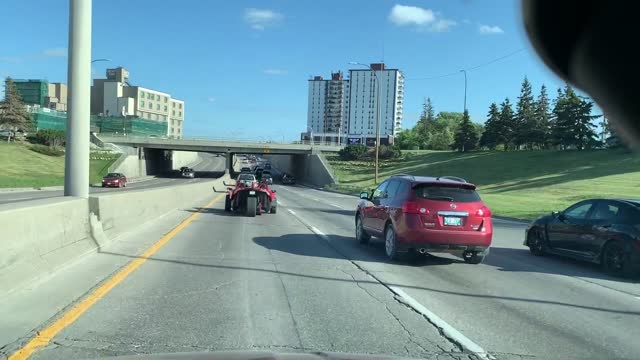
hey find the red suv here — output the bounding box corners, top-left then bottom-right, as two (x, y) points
(355, 175), (493, 263)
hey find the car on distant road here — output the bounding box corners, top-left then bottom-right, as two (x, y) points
(281, 173), (296, 185)
(265, 162), (272, 170)
(355, 174), (493, 263)
(524, 199), (640, 276)
(102, 173), (127, 188)
(181, 168), (195, 178)
(240, 167), (252, 173)
(262, 173), (273, 185)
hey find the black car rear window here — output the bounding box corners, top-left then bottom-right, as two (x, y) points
(413, 184), (481, 202)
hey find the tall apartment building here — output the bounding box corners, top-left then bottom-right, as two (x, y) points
(307, 71), (350, 136)
(347, 63), (404, 137)
(91, 67), (185, 138)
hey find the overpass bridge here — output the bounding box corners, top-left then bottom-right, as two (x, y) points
(98, 135), (343, 155)
(96, 135), (342, 184)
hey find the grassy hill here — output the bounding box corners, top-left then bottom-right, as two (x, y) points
(0, 142), (118, 188)
(324, 149), (640, 220)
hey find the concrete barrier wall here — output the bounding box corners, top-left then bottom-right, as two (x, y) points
(112, 154), (148, 177)
(267, 153), (335, 187)
(172, 150), (200, 169)
(0, 198), (95, 295)
(0, 175), (229, 295)
(90, 175), (229, 239)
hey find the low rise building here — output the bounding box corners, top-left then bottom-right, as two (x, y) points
(91, 67), (185, 138)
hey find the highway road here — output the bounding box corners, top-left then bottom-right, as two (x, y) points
(0, 153), (225, 205)
(12, 182), (639, 360)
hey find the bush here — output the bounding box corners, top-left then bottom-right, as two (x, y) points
(338, 144), (368, 160)
(29, 144), (64, 156)
(32, 129), (66, 148)
(378, 144), (402, 160)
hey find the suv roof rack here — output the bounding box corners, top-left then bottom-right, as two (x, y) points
(393, 173), (415, 180)
(437, 176), (467, 183)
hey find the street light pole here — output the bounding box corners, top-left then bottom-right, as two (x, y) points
(64, 0), (92, 198)
(460, 70), (467, 111)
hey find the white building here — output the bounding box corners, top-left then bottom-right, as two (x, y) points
(92, 67), (185, 138)
(307, 72), (350, 138)
(347, 63), (404, 137)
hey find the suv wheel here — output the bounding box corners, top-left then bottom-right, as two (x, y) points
(384, 224), (400, 261)
(462, 250), (485, 264)
(355, 214), (370, 244)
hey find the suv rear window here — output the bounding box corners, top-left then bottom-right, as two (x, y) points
(414, 184), (481, 202)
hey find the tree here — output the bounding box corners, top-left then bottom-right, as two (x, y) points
(498, 98), (515, 150)
(415, 97), (435, 149)
(0, 78), (34, 142)
(575, 97), (601, 149)
(514, 77), (536, 149)
(395, 127), (420, 150)
(427, 112), (462, 150)
(452, 110), (478, 152)
(479, 103), (501, 150)
(550, 87), (574, 149)
(338, 144), (368, 160)
(550, 85), (600, 150)
(533, 84), (551, 148)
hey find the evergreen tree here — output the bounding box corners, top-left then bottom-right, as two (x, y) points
(498, 98), (515, 150)
(533, 84), (551, 148)
(479, 103), (501, 150)
(575, 97), (600, 149)
(452, 110), (478, 152)
(514, 77), (535, 149)
(416, 97), (435, 149)
(550, 87), (574, 149)
(0, 77), (34, 142)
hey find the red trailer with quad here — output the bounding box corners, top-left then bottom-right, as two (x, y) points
(224, 174), (277, 217)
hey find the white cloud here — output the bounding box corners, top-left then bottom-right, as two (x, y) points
(244, 8), (283, 31)
(389, 4), (435, 26)
(389, 4), (456, 32)
(263, 69), (287, 75)
(479, 25), (504, 35)
(42, 47), (67, 57)
(431, 19), (457, 32)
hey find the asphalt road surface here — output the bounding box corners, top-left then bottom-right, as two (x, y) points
(0, 153), (225, 205)
(17, 183), (640, 360)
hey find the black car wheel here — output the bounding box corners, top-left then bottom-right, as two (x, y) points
(527, 227), (546, 256)
(355, 214), (370, 244)
(224, 195), (231, 212)
(246, 197), (257, 217)
(603, 241), (631, 276)
(462, 250), (485, 264)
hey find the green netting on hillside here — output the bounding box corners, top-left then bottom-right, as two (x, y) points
(32, 110), (167, 137)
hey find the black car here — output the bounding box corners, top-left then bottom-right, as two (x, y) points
(524, 199), (640, 276)
(282, 174), (296, 185)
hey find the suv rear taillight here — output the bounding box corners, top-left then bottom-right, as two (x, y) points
(476, 205), (492, 217)
(403, 201), (430, 215)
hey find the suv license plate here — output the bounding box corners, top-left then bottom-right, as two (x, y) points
(443, 217), (462, 226)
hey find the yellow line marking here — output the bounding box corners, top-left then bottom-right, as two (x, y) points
(9, 193), (225, 360)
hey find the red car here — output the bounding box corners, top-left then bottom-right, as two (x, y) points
(102, 173), (128, 188)
(355, 175), (492, 263)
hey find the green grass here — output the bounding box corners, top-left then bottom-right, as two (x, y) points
(324, 149), (640, 220)
(0, 142), (118, 188)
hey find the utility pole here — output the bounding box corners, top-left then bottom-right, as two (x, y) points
(460, 69), (468, 111)
(374, 68), (380, 184)
(64, 0), (92, 198)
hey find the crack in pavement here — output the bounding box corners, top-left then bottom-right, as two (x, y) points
(337, 269), (448, 356)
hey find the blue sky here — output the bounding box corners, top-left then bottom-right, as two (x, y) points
(0, 0), (569, 140)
